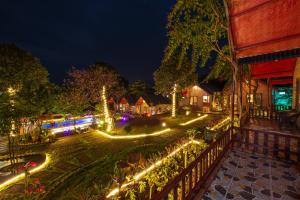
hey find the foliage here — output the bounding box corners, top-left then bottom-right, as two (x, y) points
(164, 0), (230, 75)
(0, 44), (55, 118)
(154, 54), (197, 96)
(110, 139), (208, 199)
(61, 62), (126, 115)
(128, 80), (152, 97)
(123, 124), (132, 133)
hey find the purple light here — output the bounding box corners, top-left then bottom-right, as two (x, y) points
(121, 115), (128, 122)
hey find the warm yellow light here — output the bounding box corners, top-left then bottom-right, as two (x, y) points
(0, 154), (50, 191)
(106, 140), (202, 198)
(171, 84), (177, 117)
(208, 116), (230, 131)
(185, 111), (190, 116)
(179, 114), (208, 126)
(96, 128), (171, 139)
(162, 122), (166, 127)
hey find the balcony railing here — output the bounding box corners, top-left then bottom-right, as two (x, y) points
(238, 127), (300, 162)
(152, 127), (300, 200)
(152, 128), (236, 200)
(249, 107), (280, 120)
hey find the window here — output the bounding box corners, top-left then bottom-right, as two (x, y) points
(203, 95), (209, 103)
(189, 96), (198, 105)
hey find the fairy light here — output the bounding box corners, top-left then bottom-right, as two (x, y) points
(179, 114), (208, 126)
(0, 154), (50, 191)
(171, 84), (177, 117)
(208, 116), (230, 131)
(106, 140), (202, 198)
(96, 128), (171, 139)
(102, 86), (112, 131)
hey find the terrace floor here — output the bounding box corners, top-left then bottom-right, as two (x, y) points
(245, 119), (300, 135)
(202, 148), (300, 200)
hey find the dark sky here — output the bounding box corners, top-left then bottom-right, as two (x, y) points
(0, 1), (175, 85)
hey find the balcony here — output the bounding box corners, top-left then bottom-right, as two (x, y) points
(151, 111), (300, 200)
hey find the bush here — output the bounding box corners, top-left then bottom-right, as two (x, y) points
(124, 124), (132, 133)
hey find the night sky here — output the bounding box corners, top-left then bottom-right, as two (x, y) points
(0, 1), (175, 85)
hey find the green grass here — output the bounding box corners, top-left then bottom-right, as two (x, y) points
(0, 114), (224, 200)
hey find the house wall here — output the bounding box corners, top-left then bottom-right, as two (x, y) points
(179, 85), (212, 111)
(293, 58), (300, 111)
(223, 80), (269, 110)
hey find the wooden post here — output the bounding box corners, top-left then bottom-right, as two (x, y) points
(231, 71), (235, 128)
(240, 65), (243, 127)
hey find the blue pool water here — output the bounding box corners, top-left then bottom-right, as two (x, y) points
(42, 117), (93, 129)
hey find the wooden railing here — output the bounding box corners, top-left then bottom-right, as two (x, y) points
(237, 127), (300, 162)
(152, 128), (236, 200)
(249, 107), (280, 120)
(152, 127), (300, 200)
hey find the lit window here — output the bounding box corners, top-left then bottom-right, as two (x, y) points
(189, 96), (198, 105)
(203, 95), (209, 103)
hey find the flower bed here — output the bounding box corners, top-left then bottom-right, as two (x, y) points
(0, 153), (50, 191)
(106, 139), (208, 199)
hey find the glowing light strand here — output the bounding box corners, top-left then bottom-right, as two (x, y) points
(102, 86), (112, 132)
(96, 128), (171, 139)
(106, 140), (202, 198)
(208, 116), (230, 131)
(0, 154), (50, 191)
(179, 114), (208, 126)
(172, 84), (177, 117)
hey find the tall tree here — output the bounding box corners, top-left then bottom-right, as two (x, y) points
(164, 0), (242, 120)
(62, 62), (126, 114)
(154, 55), (197, 96)
(128, 80), (151, 97)
(0, 44), (53, 169)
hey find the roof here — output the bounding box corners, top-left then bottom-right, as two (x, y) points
(141, 94), (171, 105)
(250, 58), (297, 80)
(229, 0), (300, 62)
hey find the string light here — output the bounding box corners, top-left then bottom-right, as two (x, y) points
(102, 86), (112, 131)
(96, 128), (171, 139)
(0, 154), (50, 191)
(179, 114), (208, 126)
(171, 84), (177, 117)
(106, 140), (202, 198)
(208, 116), (230, 131)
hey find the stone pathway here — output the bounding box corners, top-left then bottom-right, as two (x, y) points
(203, 149), (300, 200)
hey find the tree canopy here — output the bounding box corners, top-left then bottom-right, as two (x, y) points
(128, 80), (152, 97)
(154, 55), (197, 96)
(0, 44), (55, 117)
(164, 0), (233, 83)
(61, 62), (126, 114)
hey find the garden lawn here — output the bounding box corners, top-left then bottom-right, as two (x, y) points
(0, 114), (224, 200)
(110, 113), (204, 135)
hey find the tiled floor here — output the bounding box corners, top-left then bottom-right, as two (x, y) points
(203, 149), (300, 200)
(246, 119), (300, 135)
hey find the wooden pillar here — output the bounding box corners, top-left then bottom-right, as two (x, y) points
(231, 71), (235, 128)
(239, 65), (243, 127)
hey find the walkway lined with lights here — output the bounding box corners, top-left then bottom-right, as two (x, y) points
(96, 114), (209, 140)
